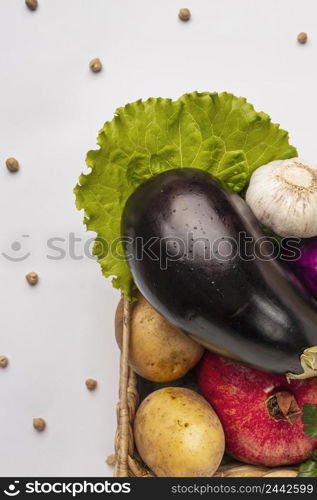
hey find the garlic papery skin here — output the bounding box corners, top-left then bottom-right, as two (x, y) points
(245, 158), (317, 238)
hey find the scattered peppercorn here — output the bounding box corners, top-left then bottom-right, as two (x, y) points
(178, 8), (191, 21)
(297, 32), (308, 44)
(5, 157), (19, 173)
(26, 272), (39, 286)
(89, 58), (102, 73)
(106, 454), (116, 466)
(25, 0), (38, 11)
(33, 417), (46, 432)
(0, 355), (9, 368)
(85, 378), (98, 391)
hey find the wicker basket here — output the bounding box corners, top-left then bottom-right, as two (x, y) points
(113, 297), (298, 478)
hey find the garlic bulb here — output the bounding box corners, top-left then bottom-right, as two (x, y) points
(246, 158), (317, 238)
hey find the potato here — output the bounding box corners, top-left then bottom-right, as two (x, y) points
(134, 387), (225, 477)
(115, 293), (203, 382)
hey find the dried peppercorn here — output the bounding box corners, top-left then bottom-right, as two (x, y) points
(178, 8), (191, 21)
(85, 378), (98, 391)
(26, 0), (38, 11)
(89, 58), (102, 73)
(26, 272), (39, 286)
(33, 418), (46, 432)
(6, 158), (19, 172)
(297, 32), (308, 44)
(0, 355), (9, 368)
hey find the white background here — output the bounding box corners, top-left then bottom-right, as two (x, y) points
(0, 0), (316, 477)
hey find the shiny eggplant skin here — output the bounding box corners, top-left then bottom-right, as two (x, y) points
(121, 168), (317, 376)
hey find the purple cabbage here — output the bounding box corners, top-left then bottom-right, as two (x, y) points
(288, 238), (317, 299)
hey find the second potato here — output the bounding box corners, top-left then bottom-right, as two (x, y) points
(115, 292), (204, 382)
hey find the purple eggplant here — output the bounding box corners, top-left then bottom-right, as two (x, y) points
(121, 168), (317, 377)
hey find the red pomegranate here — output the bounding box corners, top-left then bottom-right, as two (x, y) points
(197, 351), (317, 466)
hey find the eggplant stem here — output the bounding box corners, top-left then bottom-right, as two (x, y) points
(286, 346), (317, 380)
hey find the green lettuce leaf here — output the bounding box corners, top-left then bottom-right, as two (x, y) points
(302, 403), (317, 438)
(74, 91), (297, 297)
(298, 405), (317, 477)
(298, 459), (317, 477)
